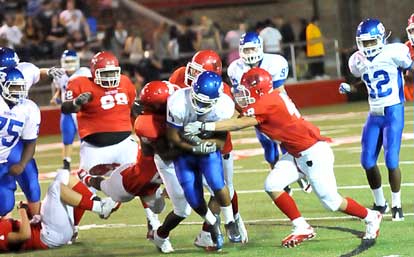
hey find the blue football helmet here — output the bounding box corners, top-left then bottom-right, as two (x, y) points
(61, 49), (80, 72)
(0, 67), (27, 103)
(190, 71), (223, 115)
(239, 32), (264, 65)
(0, 47), (19, 68)
(356, 18), (386, 57)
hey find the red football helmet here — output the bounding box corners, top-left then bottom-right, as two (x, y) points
(234, 67), (273, 108)
(139, 80), (178, 109)
(407, 14), (414, 45)
(90, 51), (121, 88)
(185, 50), (222, 87)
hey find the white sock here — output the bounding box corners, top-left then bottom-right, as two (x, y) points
(372, 187), (386, 206)
(364, 209), (376, 222)
(204, 208), (216, 225)
(92, 200), (102, 213)
(292, 217), (308, 228)
(220, 205), (234, 224)
(391, 191), (401, 208)
(64, 157), (72, 162)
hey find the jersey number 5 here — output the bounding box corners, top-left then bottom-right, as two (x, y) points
(363, 70), (391, 98)
(100, 93), (128, 110)
(0, 117), (23, 147)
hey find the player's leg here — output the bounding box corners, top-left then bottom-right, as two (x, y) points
(174, 154), (223, 250)
(201, 151), (241, 243)
(60, 113), (77, 170)
(383, 103), (404, 220)
(153, 155), (191, 252)
(255, 127), (279, 168)
(264, 153), (315, 248)
(361, 114), (388, 212)
(8, 141), (41, 218)
(296, 141), (382, 241)
(0, 172), (16, 217)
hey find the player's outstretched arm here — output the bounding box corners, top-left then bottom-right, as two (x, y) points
(6, 204), (31, 244)
(338, 80), (364, 94)
(61, 92), (92, 113)
(185, 116), (258, 134)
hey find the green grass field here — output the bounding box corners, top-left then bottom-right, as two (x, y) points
(5, 101), (414, 257)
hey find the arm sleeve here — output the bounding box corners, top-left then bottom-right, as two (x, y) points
(348, 52), (362, 78)
(269, 55), (289, 88)
(166, 93), (185, 128)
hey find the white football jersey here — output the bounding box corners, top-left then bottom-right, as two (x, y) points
(166, 87), (234, 128)
(348, 43), (413, 107)
(227, 53), (289, 88)
(16, 62), (40, 90)
(53, 67), (91, 101)
(0, 97), (40, 162)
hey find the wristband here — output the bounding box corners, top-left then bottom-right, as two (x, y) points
(202, 122), (216, 131)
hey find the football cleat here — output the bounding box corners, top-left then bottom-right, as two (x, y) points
(194, 230), (216, 251)
(235, 213), (248, 243)
(363, 211), (382, 239)
(391, 207), (404, 222)
(372, 202), (389, 214)
(68, 226), (79, 245)
(99, 197), (120, 219)
(224, 221), (242, 243)
(297, 178), (312, 194)
(281, 226), (316, 248)
(150, 230), (174, 253)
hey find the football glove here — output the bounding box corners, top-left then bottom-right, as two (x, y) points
(74, 92), (92, 106)
(192, 141), (216, 155)
(181, 131), (203, 145)
(184, 121), (203, 135)
(339, 82), (351, 94)
(47, 67), (66, 79)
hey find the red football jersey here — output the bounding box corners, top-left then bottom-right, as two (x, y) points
(169, 66), (187, 88)
(120, 114), (165, 196)
(243, 91), (328, 157)
(21, 224), (47, 250)
(405, 41), (414, 59)
(404, 41), (414, 101)
(66, 75), (137, 139)
(0, 219), (13, 251)
(0, 219), (47, 252)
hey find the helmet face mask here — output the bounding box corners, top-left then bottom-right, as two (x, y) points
(90, 51), (121, 88)
(239, 32), (264, 65)
(406, 14), (414, 45)
(233, 85), (255, 108)
(0, 68), (27, 104)
(356, 19), (386, 58)
(190, 71), (223, 115)
(94, 67), (121, 88)
(185, 50), (222, 87)
(61, 50), (79, 72)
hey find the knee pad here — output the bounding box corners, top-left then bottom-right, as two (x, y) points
(361, 154), (376, 170)
(173, 197), (192, 218)
(319, 193), (342, 212)
(264, 175), (286, 192)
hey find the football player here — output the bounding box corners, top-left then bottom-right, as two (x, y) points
(185, 67), (383, 248)
(170, 50), (248, 245)
(61, 51), (160, 238)
(50, 50), (92, 171)
(0, 170), (118, 252)
(0, 68), (40, 218)
(403, 14), (414, 100)
(227, 32), (311, 193)
(0, 47), (65, 218)
(166, 71), (241, 251)
(339, 19), (414, 221)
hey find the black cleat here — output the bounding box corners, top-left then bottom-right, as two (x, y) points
(372, 202), (389, 214)
(391, 207), (404, 221)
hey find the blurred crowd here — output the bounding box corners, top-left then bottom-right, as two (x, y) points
(0, 0), (330, 86)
